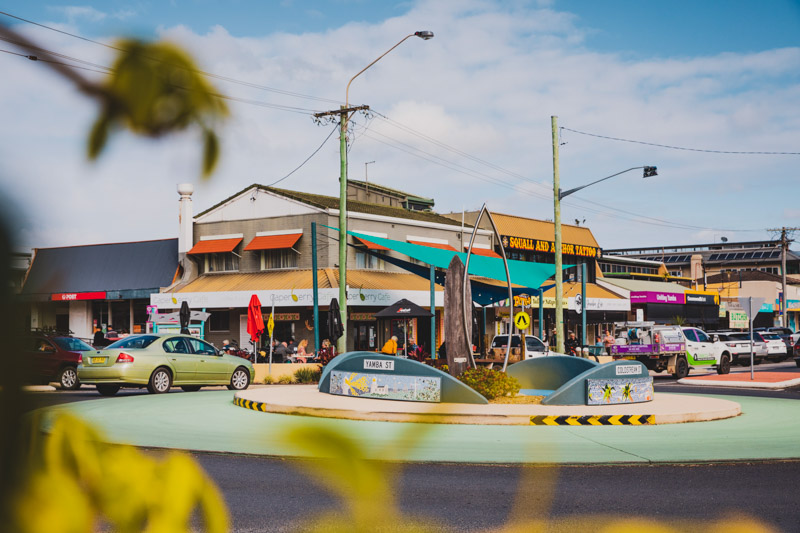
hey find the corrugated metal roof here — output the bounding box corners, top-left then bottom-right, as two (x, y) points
(22, 239), (178, 295)
(600, 278), (686, 293)
(196, 184), (463, 228)
(540, 282), (624, 299)
(492, 213), (599, 248)
(176, 269), (443, 293)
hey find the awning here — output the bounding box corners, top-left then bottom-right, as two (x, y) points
(408, 240), (458, 251)
(244, 233), (302, 251)
(354, 236), (389, 251)
(350, 230), (564, 289)
(464, 246), (502, 258)
(188, 238), (242, 255)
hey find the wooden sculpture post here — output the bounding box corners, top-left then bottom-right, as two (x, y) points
(444, 255), (472, 377)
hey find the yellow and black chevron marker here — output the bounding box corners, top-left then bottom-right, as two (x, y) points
(530, 414), (655, 426)
(233, 396), (269, 412)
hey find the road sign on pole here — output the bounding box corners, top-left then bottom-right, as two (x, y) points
(738, 297), (764, 381)
(514, 311), (531, 330)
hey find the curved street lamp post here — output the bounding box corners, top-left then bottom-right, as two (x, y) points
(315, 31), (434, 354)
(551, 115), (657, 353)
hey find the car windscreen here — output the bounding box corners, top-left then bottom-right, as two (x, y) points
(729, 333), (752, 341)
(760, 333), (781, 340)
(491, 336), (521, 348)
(106, 335), (159, 350)
(52, 337), (94, 351)
(525, 337), (546, 351)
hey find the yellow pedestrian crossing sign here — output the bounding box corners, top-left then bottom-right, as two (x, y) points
(514, 311), (530, 330)
(267, 314), (275, 337)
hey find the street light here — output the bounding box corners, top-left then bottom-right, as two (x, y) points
(551, 115), (657, 353)
(333, 31), (434, 353)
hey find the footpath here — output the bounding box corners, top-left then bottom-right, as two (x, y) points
(678, 368), (800, 389)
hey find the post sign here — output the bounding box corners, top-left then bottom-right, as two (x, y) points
(514, 311), (531, 330)
(267, 313), (274, 337)
(51, 292), (106, 301)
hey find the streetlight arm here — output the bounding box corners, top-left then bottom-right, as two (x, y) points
(559, 166), (656, 200)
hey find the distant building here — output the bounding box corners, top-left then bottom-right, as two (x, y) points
(346, 179), (434, 212)
(10, 251), (31, 293)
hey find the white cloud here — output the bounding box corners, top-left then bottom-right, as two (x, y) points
(2, 0), (799, 252)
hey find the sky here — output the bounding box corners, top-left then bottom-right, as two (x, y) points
(1, 0), (800, 253)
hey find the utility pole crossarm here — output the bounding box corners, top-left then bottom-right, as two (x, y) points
(313, 105), (370, 119)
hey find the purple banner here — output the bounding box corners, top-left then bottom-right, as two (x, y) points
(630, 291), (685, 305)
(612, 342), (686, 355)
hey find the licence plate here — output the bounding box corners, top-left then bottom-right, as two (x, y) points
(91, 357), (105, 364)
(623, 355), (637, 360)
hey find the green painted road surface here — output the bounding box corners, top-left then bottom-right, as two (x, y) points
(39, 391), (800, 464)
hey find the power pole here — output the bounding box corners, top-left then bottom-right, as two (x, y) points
(313, 105), (369, 353)
(766, 227), (799, 328)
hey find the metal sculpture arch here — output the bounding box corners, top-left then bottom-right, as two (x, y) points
(462, 204), (514, 371)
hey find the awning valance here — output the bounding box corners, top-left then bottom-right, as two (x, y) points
(188, 238), (242, 255)
(354, 236), (389, 251)
(244, 233), (302, 251)
(408, 240), (458, 251)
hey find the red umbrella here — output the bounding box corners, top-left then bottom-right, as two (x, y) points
(247, 294), (265, 343)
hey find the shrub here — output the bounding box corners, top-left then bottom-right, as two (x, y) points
(458, 366), (520, 400)
(262, 374), (275, 385)
(294, 366), (322, 384)
(277, 374), (295, 385)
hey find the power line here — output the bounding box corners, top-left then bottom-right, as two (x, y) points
(265, 124), (338, 187)
(561, 127), (800, 155)
(0, 10), (342, 106)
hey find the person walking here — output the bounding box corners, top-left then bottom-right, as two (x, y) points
(603, 329), (614, 356)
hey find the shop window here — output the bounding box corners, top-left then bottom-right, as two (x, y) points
(262, 249), (297, 270)
(355, 251), (384, 270)
(205, 252), (239, 273)
(209, 311), (230, 332)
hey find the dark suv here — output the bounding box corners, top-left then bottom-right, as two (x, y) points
(22, 333), (95, 389)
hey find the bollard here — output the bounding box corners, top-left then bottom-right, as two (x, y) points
(581, 347), (589, 359)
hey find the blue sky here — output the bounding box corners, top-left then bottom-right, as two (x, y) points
(1, 0), (799, 251)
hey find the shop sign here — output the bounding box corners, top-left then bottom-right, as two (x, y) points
(568, 296), (631, 312)
(513, 295), (568, 308)
(684, 293), (718, 305)
(262, 312), (299, 321)
(501, 235), (600, 258)
(630, 291), (684, 305)
(350, 312), (376, 321)
(51, 291), (106, 301)
(729, 310), (749, 329)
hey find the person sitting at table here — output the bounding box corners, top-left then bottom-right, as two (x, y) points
(273, 341), (289, 363)
(295, 339), (309, 363)
(381, 336), (398, 355)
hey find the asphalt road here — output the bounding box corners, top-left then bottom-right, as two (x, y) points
(192, 453), (800, 532)
(20, 360), (800, 532)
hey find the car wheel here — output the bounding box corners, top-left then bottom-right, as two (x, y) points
(147, 367), (172, 394)
(227, 367), (250, 391)
(57, 366), (80, 390)
(673, 356), (689, 379)
(96, 384), (120, 396)
(716, 354), (731, 375)
(181, 385), (202, 392)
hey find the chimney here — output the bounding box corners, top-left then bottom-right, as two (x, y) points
(177, 183), (194, 256)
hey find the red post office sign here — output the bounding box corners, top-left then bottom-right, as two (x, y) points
(51, 292), (107, 301)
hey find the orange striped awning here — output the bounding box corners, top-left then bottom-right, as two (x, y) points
(354, 236), (389, 251)
(408, 240), (457, 251)
(244, 233), (302, 251)
(464, 246), (502, 258)
(188, 237), (242, 255)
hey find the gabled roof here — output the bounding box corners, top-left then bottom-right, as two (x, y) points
(22, 239), (178, 296)
(196, 184), (460, 227)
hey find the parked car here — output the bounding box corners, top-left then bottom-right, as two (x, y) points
(726, 332), (769, 365)
(756, 327), (794, 355)
(708, 331), (759, 366)
(78, 334), (254, 396)
(488, 334), (549, 366)
(752, 331), (790, 361)
(21, 333), (95, 389)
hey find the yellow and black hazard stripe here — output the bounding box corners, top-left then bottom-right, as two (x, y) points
(233, 396), (269, 412)
(530, 414), (655, 426)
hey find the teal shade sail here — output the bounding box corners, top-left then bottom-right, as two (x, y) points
(349, 230), (569, 290)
